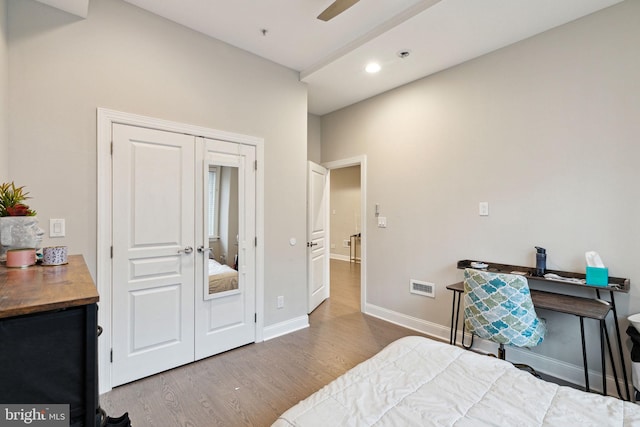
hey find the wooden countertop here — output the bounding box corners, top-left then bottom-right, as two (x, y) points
(0, 254), (99, 319)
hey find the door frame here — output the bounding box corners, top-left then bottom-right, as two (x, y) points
(97, 108), (265, 393)
(322, 155), (367, 311)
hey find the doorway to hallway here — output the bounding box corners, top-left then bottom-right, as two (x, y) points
(325, 155), (366, 313)
(307, 155), (366, 316)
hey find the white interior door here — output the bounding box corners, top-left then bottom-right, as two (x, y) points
(111, 124), (195, 386)
(307, 161), (329, 313)
(194, 139), (256, 360)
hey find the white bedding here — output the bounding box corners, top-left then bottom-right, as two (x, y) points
(273, 336), (640, 427)
(208, 258), (238, 294)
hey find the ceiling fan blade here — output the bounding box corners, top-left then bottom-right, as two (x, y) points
(317, 0), (361, 21)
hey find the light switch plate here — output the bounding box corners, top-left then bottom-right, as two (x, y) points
(378, 216), (387, 228)
(479, 202), (489, 216)
(50, 218), (65, 237)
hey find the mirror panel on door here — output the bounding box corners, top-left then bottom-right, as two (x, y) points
(204, 160), (240, 299)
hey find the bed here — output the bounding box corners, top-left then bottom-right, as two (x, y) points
(208, 258), (238, 294)
(273, 336), (640, 426)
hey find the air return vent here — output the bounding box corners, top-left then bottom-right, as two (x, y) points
(410, 279), (436, 298)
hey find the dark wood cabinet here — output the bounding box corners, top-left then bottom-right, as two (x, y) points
(0, 255), (100, 426)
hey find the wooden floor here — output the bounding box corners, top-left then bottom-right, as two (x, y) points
(100, 259), (426, 426)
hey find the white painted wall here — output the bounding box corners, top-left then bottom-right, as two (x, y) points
(307, 113), (321, 163)
(7, 0), (308, 328)
(321, 1), (640, 373)
(0, 0), (8, 181)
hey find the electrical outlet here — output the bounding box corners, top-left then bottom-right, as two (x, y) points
(277, 296), (284, 309)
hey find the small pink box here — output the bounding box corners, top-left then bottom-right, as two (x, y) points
(6, 248), (36, 268)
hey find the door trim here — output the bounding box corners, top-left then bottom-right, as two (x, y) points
(322, 155), (367, 312)
(97, 108), (265, 393)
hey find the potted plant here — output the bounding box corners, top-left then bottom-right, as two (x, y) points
(0, 182), (37, 217)
(0, 183), (42, 262)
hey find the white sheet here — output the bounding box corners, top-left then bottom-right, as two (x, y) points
(208, 258), (238, 294)
(208, 258), (236, 276)
(273, 336), (640, 427)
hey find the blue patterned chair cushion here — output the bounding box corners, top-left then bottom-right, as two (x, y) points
(463, 268), (546, 348)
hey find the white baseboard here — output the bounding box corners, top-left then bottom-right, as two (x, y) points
(263, 315), (309, 341)
(364, 303), (629, 399)
(330, 253), (350, 262)
(365, 302), (452, 342)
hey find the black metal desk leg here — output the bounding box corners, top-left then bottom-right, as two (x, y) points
(461, 320), (474, 349)
(454, 292), (462, 346)
(601, 290), (630, 401)
(449, 288), (473, 349)
(595, 289), (631, 401)
(601, 319), (607, 396)
(449, 292), (457, 345)
(580, 317), (590, 392)
(602, 318), (622, 398)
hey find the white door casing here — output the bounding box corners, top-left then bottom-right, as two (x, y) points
(322, 156), (367, 312)
(111, 127), (258, 386)
(97, 108), (265, 393)
(111, 124), (196, 386)
(195, 138), (256, 359)
(307, 161), (329, 313)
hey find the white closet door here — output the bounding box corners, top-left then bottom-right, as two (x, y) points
(111, 124), (195, 386)
(195, 138), (256, 360)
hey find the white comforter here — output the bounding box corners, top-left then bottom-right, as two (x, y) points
(273, 336), (640, 427)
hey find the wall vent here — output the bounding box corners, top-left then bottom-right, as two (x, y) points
(410, 279), (436, 298)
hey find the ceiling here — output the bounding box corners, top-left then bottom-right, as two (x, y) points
(37, 0), (623, 115)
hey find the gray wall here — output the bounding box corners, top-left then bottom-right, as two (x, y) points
(307, 113), (321, 163)
(321, 1), (640, 370)
(7, 0), (308, 327)
(0, 0), (8, 181)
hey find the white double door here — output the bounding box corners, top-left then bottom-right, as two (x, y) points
(111, 124), (256, 386)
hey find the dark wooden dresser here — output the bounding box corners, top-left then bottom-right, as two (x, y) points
(0, 255), (100, 426)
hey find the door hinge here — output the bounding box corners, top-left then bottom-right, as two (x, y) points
(255, 237), (257, 247)
(254, 313), (257, 323)
(110, 141), (113, 155)
(254, 160), (257, 171)
(110, 246), (113, 258)
(110, 349), (113, 363)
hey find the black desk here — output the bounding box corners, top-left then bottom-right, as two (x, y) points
(449, 260), (631, 400)
(0, 256), (101, 426)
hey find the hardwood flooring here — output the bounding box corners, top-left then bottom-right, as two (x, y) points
(100, 260), (426, 426)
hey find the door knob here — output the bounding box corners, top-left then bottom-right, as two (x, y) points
(307, 242), (318, 247)
(178, 246), (194, 254)
(197, 246), (212, 254)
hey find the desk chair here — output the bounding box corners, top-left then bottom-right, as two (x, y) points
(463, 268), (546, 374)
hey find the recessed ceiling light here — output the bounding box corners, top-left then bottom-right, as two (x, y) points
(365, 62), (381, 73)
